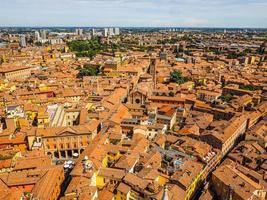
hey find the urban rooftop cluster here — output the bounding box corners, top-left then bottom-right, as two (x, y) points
(0, 27), (266, 200)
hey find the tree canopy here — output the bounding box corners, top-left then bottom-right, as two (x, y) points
(68, 39), (105, 59)
(76, 64), (100, 78)
(170, 70), (188, 84)
(240, 85), (256, 91)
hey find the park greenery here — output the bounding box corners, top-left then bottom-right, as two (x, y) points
(68, 38), (105, 58)
(170, 70), (188, 84)
(76, 64), (101, 78)
(68, 38), (158, 58)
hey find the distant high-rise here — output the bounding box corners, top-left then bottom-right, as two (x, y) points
(35, 31), (40, 41)
(75, 28), (83, 36)
(115, 28), (120, 35)
(104, 28), (109, 37)
(108, 28), (114, 36)
(20, 35), (26, 47)
(40, 30), (47, 40)
(92, 29), (96, 36)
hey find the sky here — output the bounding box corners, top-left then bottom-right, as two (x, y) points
(1, 0), (267, 28)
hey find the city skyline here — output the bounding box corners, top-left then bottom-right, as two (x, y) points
(1, 0), (267, 28)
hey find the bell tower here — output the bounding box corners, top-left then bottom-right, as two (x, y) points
(150, 58), (157, 89)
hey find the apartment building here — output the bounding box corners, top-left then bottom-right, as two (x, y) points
(0, 66), (31, 80)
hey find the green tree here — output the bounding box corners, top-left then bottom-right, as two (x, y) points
(68, 39), (105, 59)
(77, 64), (100, 78)
(240, 85), (256, 91)
(170, 70), (187, 84)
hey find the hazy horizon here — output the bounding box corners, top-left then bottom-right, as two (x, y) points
(1, 26), (267, 29)
(1, 0), (267, 28)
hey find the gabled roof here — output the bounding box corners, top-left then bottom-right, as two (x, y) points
(57, 127), (77, 136)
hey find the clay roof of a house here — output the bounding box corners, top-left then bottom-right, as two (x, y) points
(32, 166), (64, 200)
(98, 168), (126, 180)
(170, 160), (204, 188)
(212, 164), (263, 200)
(123, 173), (149, 190)
(13, 155), (52, 171)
